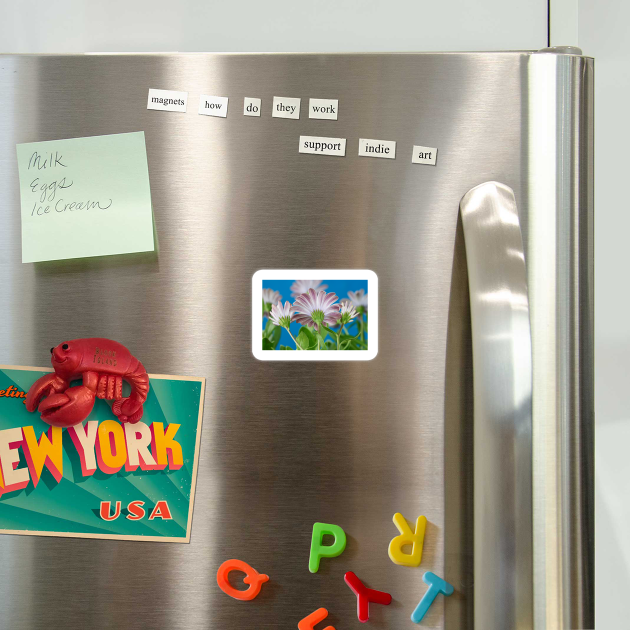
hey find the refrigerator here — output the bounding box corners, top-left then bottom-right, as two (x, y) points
(0, 50), (593, 629)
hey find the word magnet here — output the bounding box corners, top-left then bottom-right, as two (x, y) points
(344, 571), (392, 622)
(216, 559), (269, 601)
(198, 95), (228, 118)
(272, 96), (300, 119)
(411, 572), (454, 624)
(358, 138), (396, 159)
(244, 97), (261, 116)
(411, 145), (438, 165)
(388, 512), (427, 566)
(309, 522), (346, 573)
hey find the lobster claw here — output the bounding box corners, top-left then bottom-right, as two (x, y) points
(25, 373), (67, 413)
(37, 386), (96, 428)
(112, 398), (144, 424)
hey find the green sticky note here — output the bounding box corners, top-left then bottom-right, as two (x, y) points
(16, 132), (154, 263)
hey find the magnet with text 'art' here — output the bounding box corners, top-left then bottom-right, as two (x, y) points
(388, 512), (427, 567)
(216, 559), (269, 601)
(298, 607), (335, 630)
(344, 571), (392, 622)
(410, 571), (454, 623)
(309, 522), (347, 573)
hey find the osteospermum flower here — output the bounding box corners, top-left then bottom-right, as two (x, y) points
(262, 289), (282, 317)
(269, 301), (293, 328)
(291, 289), (341, 331)
(347, 289), (368, 311)
(290, 280), (328, 298)
(338, 300), (359, 325)
(263, 288), (282, 306)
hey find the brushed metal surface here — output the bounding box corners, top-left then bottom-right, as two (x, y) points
(527, 52), (595, 629)
(0, 52), (593, 629)
(460, 182), (533, 630)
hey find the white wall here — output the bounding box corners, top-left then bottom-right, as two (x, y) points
(576, 1), (629, 627)
(0, 0), (547, 53)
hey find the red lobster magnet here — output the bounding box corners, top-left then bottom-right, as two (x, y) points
(26, 338), (149, 428)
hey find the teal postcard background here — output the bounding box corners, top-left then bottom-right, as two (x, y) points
(0, 367), (204, 542)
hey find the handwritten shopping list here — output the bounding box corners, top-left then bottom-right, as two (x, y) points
(16, 132), (154, 263)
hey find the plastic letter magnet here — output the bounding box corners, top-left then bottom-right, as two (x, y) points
(298, 607), (335, 630)
(388, 512), (427, 567)
(216, 559), (269, 601)
(309, 522), (347, 573)
(344, 571), (392, 622)
(410, 571), (454, 623)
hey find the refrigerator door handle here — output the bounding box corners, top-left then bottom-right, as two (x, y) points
(460, 181), (533, 629)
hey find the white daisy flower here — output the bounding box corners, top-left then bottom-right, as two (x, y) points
(290, 280), (328, 298)
(269, 301), (293, 329)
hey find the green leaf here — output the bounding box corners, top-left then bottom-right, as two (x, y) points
(279, 345), (293, 350)
(269, 325), (282, 349)
(340, 339), (352, 350)
(339, 333), (367, 349)
(325, 340), (335, 350)
(263, 319), (276, 339)
(322, 324), (342, 339)
(296, 326), (317, 350)
(296, 331), (317, 350)
(262, 338), (274, 350)
(296, 331), (310, 350)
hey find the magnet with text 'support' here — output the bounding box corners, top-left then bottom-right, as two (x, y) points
(388, 512), (427, 567)
(298, 607), (335, 630)
(344, 571), (392, 622)
(216, 559), (269, 601)
(309, 522), (347, 573)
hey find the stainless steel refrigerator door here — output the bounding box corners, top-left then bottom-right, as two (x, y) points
(0, 52), (593, 629)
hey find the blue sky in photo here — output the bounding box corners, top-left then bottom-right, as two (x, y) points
(262, 279), (368, 349)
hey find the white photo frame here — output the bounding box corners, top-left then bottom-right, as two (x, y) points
(252, 269), (378, 361)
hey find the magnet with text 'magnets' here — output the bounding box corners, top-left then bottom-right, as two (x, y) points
(26, 338), (149, 427)
(216, 559), (269, 601)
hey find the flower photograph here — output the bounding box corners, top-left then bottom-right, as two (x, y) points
(262, 279), (369, 351)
